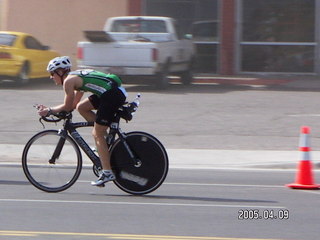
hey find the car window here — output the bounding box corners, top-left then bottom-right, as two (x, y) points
(0, 34), (17, 46)
(24, 36), (44, 50)
(111, 20), (167, 33)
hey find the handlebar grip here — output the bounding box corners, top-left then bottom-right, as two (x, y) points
(41, 111), (72, 122)
(41, 116), (61, 123)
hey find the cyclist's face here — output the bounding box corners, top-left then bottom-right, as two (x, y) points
(50, 71), (63, 85)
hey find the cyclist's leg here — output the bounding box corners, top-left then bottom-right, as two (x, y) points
(93, 123), (111, 170)
(91, 122), (115, 186)
(94, 90), (122, 170)
(76, 95), (98, 122)
(91, 89), (125, 186)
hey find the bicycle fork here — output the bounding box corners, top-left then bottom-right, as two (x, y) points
(49, 129), (67, 164)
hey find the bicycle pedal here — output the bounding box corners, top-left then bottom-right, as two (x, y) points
(97, 183), (105, 188)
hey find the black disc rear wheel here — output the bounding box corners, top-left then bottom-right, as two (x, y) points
(110, 131), (169, 195)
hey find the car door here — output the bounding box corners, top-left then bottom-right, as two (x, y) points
(23, 36), (51, 78)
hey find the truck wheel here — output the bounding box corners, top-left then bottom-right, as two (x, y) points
(180, 60), (194, 85)
(180, 69), (193, 85)
(155, 63), (170, 90)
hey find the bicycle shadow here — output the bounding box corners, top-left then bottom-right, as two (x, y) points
(102, 193), (277, 204)
(0, 180), (30, 185)
(142, 194), (277, 204)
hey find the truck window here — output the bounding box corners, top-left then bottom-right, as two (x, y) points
(111, 20), (167, 33)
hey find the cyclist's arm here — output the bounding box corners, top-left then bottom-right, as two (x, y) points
(38, 76), (83, 117)
(73, 91), (84, 109)
(42, 78), (77, 115)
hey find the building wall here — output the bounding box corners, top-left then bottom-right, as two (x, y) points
(220, 0), (235, 75)
(1, 0), (128, 66)
(2, 0), (317, 76)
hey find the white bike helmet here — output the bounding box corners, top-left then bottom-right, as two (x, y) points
(47, 56), (72, 72)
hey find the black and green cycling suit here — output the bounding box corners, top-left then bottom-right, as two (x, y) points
(70, 69), (127, 126)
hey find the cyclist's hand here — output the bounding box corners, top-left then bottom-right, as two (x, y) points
(34, 104), (46, 111)
(38, 107), (51, 117)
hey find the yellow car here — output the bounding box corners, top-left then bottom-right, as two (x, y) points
(0, 31), (60, 84)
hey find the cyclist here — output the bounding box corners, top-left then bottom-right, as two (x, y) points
(37, 56), (127, 187)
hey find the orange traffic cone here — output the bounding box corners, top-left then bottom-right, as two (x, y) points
(286, 126), (320, 189)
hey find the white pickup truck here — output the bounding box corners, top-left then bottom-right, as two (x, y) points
(77, 16), (195, 89)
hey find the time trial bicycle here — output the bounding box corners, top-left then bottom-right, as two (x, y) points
(22, 94), (169, 195)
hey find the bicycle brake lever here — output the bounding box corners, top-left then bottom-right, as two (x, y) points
(33, 104), (43, 110)
(39, 118), (45, 129)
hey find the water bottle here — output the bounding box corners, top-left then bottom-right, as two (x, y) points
(129, 93), (141, 113)
(132, 93), (141, 108)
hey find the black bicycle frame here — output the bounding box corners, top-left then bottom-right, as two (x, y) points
(108, 122), (141, 167)
(50, 120), (101, 168)
(51, 118), (140, 169)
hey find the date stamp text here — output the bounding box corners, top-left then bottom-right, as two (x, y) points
(238, 209), (289, 220)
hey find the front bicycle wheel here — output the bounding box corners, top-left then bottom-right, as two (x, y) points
(22, 130), (82, 192)
(110, 131), (169, 195)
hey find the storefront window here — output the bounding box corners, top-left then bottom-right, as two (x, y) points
(241, 0), (315, 73)
(242, 45), (314, 72)
(145, 0), (219, 73)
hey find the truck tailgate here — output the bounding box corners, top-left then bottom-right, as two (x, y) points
(78, 41), (156, 67)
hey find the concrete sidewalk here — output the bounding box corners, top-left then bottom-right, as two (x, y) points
(192, 74), (320, 90)
(2, 144), (320, 170)
(2, 75), (320, 170)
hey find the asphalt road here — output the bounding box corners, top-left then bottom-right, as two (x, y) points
(1, 80), (320, 240)
(1, 166), (319, 240)
(2, 78), (320, 151)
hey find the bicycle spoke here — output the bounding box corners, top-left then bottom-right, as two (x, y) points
(22, 130), (82, 192)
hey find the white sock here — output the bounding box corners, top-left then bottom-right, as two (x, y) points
(102, 170), (113, 175)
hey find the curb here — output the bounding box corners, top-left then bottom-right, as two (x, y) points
(192, 77), (292, 86)
(170, 75), (294, 87)
(2, 144), (320, 170)
(170, 75), (320, 90)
